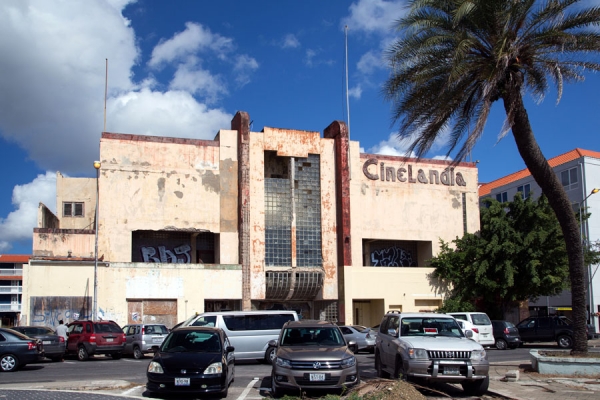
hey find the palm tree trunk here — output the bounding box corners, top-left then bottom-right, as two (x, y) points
(503, 79), (588, 354)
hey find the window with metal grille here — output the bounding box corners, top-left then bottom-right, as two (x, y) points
(63, 202), (84, 217)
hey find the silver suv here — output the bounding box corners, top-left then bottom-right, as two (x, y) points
(375, 311), (489, 396)
(122, 324), (169, 359)
(269, 320), (360, 398)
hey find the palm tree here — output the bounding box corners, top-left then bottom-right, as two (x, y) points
(384, 0), (600, 354)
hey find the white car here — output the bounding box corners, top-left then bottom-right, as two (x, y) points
(339, 325), (375, 353)
(447, 312), (495, 346)
(457, 320), (480, 343)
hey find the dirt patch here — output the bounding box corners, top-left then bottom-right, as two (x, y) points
(343, 379), (426, 400)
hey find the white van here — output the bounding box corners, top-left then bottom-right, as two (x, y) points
(447, 312), (495, 346)
(180, 310), (299, 362)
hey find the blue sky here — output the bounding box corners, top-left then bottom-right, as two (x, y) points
(1, 0), (599, 254)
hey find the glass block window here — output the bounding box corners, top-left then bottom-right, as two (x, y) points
(264, 178), (292, 266)
(295, 154), (322, 267)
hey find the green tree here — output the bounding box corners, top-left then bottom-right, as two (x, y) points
(431, 195), (570, 319)
(384, 0), (600, 354)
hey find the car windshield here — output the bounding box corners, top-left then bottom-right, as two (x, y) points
(21, 327), (54, 336)
(400, 317), (464, 338)
(94, 323), (123, 333)
(161, 331), (221, 353)
(471, 313), (492, 325)
(281, 327), (345, 346)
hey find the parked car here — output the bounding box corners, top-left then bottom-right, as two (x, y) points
(269, 319), (359, 398)
(0, 327), (45, 372)
(66, 320), (126, 361)
(375, 311), (489, 396)
(447, 312), (495, 346)
(491, 320), (521, 350)
(456, 319), (480, 343)
(146, 326), (235, 398)
(122, 323), (169, 359)
(516, 315), (587, 348)
(10, 326), (66, 361)
(338, 325), (375, 353)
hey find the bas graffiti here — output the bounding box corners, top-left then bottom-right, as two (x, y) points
(371, 246), (416, 267)
(141, 244), (191, 263)
(31, 296), (91, 327)
(363, 158), (467, 186)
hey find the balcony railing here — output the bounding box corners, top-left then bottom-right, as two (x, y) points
(0, 269), (23, 276)
(0, 304), (21, 312)
(0, 286), (22, 294)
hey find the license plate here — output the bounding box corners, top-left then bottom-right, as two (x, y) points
(175, 377), (190, 386)
(444, 366), (460, 375)
(153, 338), (163, 343)
(309, 373), (325, 381)
(106, 338), (113, 342)
(43, 341), (51, 345)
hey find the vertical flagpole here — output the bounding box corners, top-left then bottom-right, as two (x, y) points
(345, 26), (351, 179)
(104, 59), (108, 132)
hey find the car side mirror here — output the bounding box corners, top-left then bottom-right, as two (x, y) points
(268, 339), (277, 347)
(348, 340), (358, 353)
(226, 346), (235, 353)
(465, 330), (473, 338)
(387, 328), (398, 337)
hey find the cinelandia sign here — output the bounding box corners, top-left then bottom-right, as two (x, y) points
(362, 158), (467, 186)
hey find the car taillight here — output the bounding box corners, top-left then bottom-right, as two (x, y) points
(28, 341), (36, 350)
(472, 328), (479, 333)
(59, 336), (65, 343)
(122, 333), (126, 342)
(141, 327), (145, 334)
(90, 335), (96, 343)
(504, 328), (510, 334)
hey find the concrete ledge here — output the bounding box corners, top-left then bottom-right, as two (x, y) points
(530, 349), (600, 375)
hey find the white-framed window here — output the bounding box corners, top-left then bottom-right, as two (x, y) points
(63, 202), (84, 217)
(561, 167), (579, 191)
(517, 184), (531, 199)
(495, 191), (508, 202)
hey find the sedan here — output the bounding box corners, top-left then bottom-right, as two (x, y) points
(11, 326), (66, 361)
(146, 326), (235, 398)
(339, 325), (375, 353)
(0, 327), (45, 372)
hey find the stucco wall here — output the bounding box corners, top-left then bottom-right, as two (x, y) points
(23, 261), (242, 328)
(56, 173), (97, 230)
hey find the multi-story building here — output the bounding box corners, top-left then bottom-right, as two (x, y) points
(24, 111), (480, 329)
(0, 254), (27, 327)
(479, 148), (600, 334)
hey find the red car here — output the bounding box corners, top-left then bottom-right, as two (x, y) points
(66, 320), (126, 361)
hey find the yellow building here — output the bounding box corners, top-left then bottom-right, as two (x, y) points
(24, 112), (479, 329)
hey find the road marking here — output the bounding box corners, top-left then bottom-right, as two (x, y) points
(122, 385), (144, 396)
(236, 377), (259, 400)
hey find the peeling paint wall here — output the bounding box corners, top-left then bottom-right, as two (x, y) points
(56, 172), (97, 230)
(32, 230), (94, 258)
(97, 133), (238, 262)
(23, 261), (242, 327)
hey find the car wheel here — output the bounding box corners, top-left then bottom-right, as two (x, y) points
(461, 375), (489, 396)
(220, 384), (228, 399)
(557, 335), (573, 349)
(265, 346), (277, 364)
(0, 354), (19, 372)
(271, 372), (281, 398)
(495, 338), (508, 350)
(375, 352), (390, 378)
(77, 345), (89, 361)
(394, 356), (411, 381)
(133, 346), (144, 359)
(111, 353), (122, 360)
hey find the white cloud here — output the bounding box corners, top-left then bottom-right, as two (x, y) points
(367, 129), (452, 158)
(0, 172), (57, 252)
(148, 22), (233, 68)
(169, 56), (228, 102)
(342, 0), (405, 35)
(357, 50), (384, 75)
(233, 55), (259, 87)
(348, 85), (362, 100)
(282, 33), (300, 49)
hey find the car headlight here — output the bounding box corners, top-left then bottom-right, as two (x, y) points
(341, 356), (356, 368)
(275, 357), (292, 368)
(147, 361), (164, 374)
(470, 349), (487, 361)
(408, 348), (428, 359)
(203, 362), (223, 374)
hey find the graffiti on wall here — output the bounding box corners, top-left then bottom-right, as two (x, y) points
(141, 244), (191, 263)
(31, 296), (91, 327)
(371, 246), (416, 267)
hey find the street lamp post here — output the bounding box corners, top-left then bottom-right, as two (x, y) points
(579, 188), (599, 332)
(93, 161), (101, 321)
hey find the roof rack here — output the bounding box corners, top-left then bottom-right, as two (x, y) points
(386, 310), (402, 314)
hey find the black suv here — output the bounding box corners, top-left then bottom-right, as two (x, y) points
(66, 320), (126, 360)
(516, 316), (588, 349)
